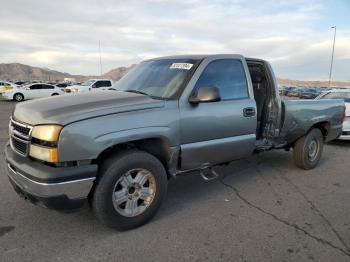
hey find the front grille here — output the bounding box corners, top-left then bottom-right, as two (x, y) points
(11, 136), (29, 155)
(9, 117), (32, 139)
(342, 131), (350, 136)
(12, 121), (31, 136)
(9, 118), (32, 157)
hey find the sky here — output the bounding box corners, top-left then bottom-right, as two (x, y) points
(0, 0), (349, 81)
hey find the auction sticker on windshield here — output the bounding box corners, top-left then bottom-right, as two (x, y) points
(170, 63), (193, 70)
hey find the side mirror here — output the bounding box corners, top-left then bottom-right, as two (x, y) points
(189, 86), (221, 104)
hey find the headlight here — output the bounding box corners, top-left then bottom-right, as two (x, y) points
(29, 125), (62, 162)
(71, 88), (79, 93)
(31, 125), (62, 142)
(29, 144), (58, 163)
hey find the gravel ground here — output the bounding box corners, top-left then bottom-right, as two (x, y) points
(0, 98), (350, 262)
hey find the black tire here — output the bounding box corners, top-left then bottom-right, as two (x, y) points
(293, 128), (324, 170)
(13, 93), (24, 102)
(51, 93), (59, 96)
(92, 150), (168, 230)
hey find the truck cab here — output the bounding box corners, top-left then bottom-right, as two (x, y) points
(66, 79), (113, 93)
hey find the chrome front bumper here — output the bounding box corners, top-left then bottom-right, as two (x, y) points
(7, 163), (95, 200)
(5, 142), (97, 210)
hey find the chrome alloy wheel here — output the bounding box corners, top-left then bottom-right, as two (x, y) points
(308, 139), (319, 162)
(112, 168), (156, 217)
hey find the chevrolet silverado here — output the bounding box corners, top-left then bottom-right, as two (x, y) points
(5, 54), (345, 230)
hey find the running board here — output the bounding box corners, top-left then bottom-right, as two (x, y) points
(200, 168), (219, 181)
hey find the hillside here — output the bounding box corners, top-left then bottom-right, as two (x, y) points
(0, 63), (86, 82)
(0, 63), (134, 82)
(102, 65), (135, 81)
(0, 63), (349, 88)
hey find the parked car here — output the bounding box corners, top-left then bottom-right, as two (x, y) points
(2, 83), (64, 101)
(65, 79), (113, 93)
(5, 54), (345, 230)
(281, 86), (295, 96)
(300, 88), (321, 99)
(286, 87), (302, 97)
(14, 81), (28, 86)
(316, 89), (350, 140)
(55, 83), (71, 92)
(0, 81), (17, 93)
(278, 86), (287, 95)
(55, 83), (70, 88)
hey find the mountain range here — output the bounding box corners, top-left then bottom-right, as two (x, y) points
(0, 63), (134, 82)
(0, 63), (349, 88)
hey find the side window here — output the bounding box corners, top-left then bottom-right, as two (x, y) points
(105, 81), (112, 87)
(92, 81), (100, 88)
(30, 84), (42, 90)
(43, 84), (54, 89)
(194, 59), (248, 100)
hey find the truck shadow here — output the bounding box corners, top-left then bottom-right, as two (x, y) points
(155, 150), (292, 221)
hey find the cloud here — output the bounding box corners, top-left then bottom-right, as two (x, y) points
(0, 0), (349, 80)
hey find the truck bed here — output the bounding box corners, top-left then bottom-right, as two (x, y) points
(279, 99), (344, 145)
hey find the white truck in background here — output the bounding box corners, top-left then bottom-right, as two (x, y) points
(65, 79), (113, 93)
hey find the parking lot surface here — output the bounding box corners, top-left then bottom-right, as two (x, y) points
(1, 98), (350, 262)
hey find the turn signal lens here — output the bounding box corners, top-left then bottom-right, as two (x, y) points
(29, 144), (58, 163)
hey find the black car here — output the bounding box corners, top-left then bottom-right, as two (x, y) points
(283, 86), (297, 96)
(300, 88), (321, 99)
(56, 83), (70, 88)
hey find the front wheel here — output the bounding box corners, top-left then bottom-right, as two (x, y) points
(293, 128), (324, 170)
(13, 93), (24, 102)
(92, 150), (168, 230)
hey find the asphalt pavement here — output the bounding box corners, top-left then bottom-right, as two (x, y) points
(1, 98), (350, 262)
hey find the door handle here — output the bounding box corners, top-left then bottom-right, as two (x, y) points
(243, 107), (256, 117)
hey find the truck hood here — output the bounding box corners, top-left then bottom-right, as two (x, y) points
(13, 91), (165, 126)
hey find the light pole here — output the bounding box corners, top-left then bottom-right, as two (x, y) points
(98, 40), (103, 76)
(328, 26), (336, 88)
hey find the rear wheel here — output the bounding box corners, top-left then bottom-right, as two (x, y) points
(13, 93), (24, 102)
(92, 150), (168, 230)
(51, 93), (59, 96)
(293, 128), (324, 170)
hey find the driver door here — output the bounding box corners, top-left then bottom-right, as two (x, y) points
(179, 58), (257, 170)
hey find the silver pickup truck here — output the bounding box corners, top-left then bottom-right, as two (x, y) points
(4, 54), (345, 230)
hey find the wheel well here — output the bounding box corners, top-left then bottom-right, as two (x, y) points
(94, 138), (172, 172)
(52, 93), (59, 96)
(311, 121), (330, 139)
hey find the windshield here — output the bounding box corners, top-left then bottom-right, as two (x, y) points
(112, 59), (198, 99)
(81, 80), (95, 86)
(320, 92), (350, 102)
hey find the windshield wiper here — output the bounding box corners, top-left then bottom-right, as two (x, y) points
(123, 90), (150, 96)
(122, 90), (164, 100)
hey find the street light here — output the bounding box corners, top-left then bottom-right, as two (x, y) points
(328, 26), (336, 88)
(98, 40), (103, 76)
